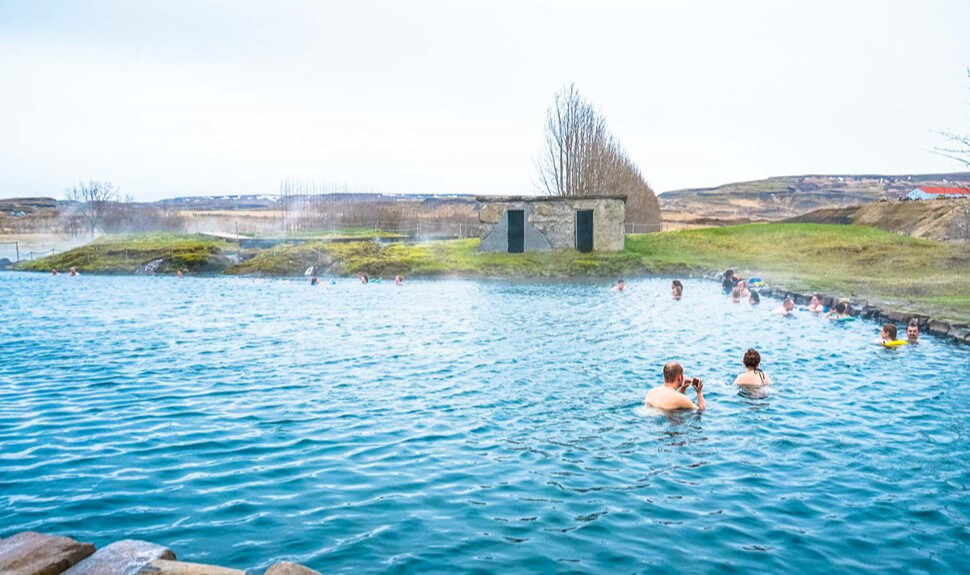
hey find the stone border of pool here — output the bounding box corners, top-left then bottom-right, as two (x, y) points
(0, 532), (317, 575)
(696, 271), (970, 345)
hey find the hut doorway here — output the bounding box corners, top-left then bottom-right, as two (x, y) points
(507, 209), (524, 253)
(576, 209), (594, 252)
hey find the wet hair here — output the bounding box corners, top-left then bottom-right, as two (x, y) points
(908, 318), (919, 328)
(783, 298), (794, 306)
(724, 269), (735, 278)
(834, 302), (847, 314)
(672, 280), (683, 289)
(743, 348), (761, 369)
(882, 323), (898, 340)
(749, 291), (760, 304)
(663, 362), (684, 383)
(617, 279), (625, 283)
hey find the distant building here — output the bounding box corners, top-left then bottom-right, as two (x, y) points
(906, 186), (970, 200)
(477, 196), (626, 253)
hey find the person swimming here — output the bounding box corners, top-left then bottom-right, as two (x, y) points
(68, 267), (79, 277)
(612, 279), (626, 292)
(730, 287), (742, 303)
(734, 348), (772, 386)
(177, 269), (184, 279)
(310, 277), (319, 286)
(359, 274), (369, 284)
(772, 298), (795, 315)
(880, 323), (907, 346)
(824, 302), (850, 320)
(736, 280), (750, 299)
(748, 291), (760, 305)
(722, 269), (737, 293)
(671, 280), (683, 300)
(906, 319), (920, 343)
(51, 268), (59, 275)
(645, 362), (706, 411)
(806, 294), (826, 314)
(395, 275), (404, 286)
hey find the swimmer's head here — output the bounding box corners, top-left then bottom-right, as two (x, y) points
(881, 323), (898, 341)
(663, 362), (684, 384)
(834, 302), (847, 314)
(811, 294), (821, 306)
(783, 298), (795, 311)
(907, 319), (920, 341)
(743, 348), (761, 369)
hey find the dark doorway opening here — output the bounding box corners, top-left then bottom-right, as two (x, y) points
(576, 210), (594, 253)
(507, 209), (524, 253)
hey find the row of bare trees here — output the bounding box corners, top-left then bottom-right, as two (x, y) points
(536, 83), (660, 226)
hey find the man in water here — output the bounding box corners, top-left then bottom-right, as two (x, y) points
(772, 298), (795, 316)
(612, 279), (625, 291)
(645, 362), (706, 411)
(671, 280), (683, 300)
(721, 270), (736, 292)
(395, 275), (404, 286)
(906, 319), (920, 343)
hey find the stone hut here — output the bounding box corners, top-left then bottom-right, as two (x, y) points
(477, 195), (625, 253)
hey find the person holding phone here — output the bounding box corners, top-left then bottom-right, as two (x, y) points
(645, 362), (706, 411)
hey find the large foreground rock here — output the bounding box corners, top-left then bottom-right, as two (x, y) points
(265, 561), (321, 575)
(0, 532), (96, 575)
(63, 540), (175, 575)
(137, 559), (244, 575)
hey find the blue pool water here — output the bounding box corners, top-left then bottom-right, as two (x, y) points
(1, 272), (968, 573)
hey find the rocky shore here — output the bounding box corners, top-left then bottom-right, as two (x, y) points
(0, 532), (318, 575)
(697, 271), (970, 345)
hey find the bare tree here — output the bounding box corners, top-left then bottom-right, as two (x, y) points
(65, 180), (120, 234)
(536, 83), (660, 229)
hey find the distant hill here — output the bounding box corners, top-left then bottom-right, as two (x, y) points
(784, 199), (969, 241)
(659, 172), (970, 221)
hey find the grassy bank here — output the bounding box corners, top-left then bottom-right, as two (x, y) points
(625, 224), (970, 321)
(13, 234), (227, 274)
(13, 224), (970, 321)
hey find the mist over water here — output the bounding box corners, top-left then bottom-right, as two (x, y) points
(1, 273), (968, 573)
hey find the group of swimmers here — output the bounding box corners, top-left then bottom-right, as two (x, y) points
(50, 267), (80, 277)
(645, 348), (771, 411)
(308, 274), (405, 286)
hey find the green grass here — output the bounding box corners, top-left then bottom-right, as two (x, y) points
(624, 223), (970, 321)
(13, 233), (227, 274)
(15, 224), (970, 322)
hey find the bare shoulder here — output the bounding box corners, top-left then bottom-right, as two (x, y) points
(646, 386), (695, 410)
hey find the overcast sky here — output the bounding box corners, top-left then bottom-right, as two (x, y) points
(1, 0), (968, 200)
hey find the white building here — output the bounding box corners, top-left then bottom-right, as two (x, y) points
(905, 186), (970, 201)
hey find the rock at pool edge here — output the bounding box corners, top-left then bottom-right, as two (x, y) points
(265, 561), (322, 575)
(63, 539), (176, 575)
(137, 559), (244, 575)
(0, 531), (96, 575)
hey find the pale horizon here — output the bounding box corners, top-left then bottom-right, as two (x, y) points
(1, 0), (969, 201)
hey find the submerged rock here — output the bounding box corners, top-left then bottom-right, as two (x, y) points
(265, 562), (322, 575)
(137, 559), (244, 575)
(0, 531), (96, 575)
(63, 539), (175, 575)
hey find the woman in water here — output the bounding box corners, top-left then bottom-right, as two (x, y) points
(671, 280), (683, 300)
(359, 274), (368, 284)
(730, 287), (742, 303)
(806, 294), (826, 314)
(824, 302), (850, 320)
(748, 291), (760, 305)
(735, 348), (772, 386)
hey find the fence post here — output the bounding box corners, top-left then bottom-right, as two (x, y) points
(15, 242), (19, 262)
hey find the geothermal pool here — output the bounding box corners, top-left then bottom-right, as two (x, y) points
(1, 272), (968, 573)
